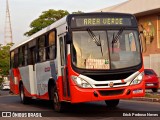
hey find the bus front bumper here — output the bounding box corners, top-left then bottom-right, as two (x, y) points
(70, 81), (145, 103)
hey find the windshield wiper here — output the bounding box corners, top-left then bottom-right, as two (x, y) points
(87, 28), (101, 46)
(111, 27), (124, 53)
(87, 28), (103, 56)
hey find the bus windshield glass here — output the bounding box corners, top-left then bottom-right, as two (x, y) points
(72, 30), (141, 70)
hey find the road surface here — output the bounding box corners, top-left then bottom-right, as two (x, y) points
(0, 90), (160, 120)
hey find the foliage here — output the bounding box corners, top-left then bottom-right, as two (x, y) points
(72, 11), (84, 14)
(0, 43), (14, 78)
(24, 9), (69, 36)
(145, 93), (160, 98)
(24, 9), (84, 36)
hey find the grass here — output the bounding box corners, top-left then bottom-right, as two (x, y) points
(145, 93), (160, 98)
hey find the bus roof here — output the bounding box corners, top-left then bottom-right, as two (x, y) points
(10, 12), (136, 51)
(10, 16), (67, 51)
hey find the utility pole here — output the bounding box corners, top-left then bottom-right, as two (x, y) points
(4, 0), (13, 44)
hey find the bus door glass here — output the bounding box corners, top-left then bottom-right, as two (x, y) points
(59, 35), (70, 99)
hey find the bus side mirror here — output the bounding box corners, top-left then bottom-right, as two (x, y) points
(66, 33), (72, 44)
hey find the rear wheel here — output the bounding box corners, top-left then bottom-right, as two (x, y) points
(19, 83), (31, 104)
(50, 86), (65, 112)
(152, 88), (158, 92)
(105, 99), (119, 108)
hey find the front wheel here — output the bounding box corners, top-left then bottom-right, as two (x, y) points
(19, 83), (31, 104)
(152, 88), (158, 92)
(50, 86), (65, 112)
(105, 99), (119, 108)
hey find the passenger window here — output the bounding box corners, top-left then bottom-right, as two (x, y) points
(24, 45), (28, 65)
(14, 49), (18, 68)
(28, 47), (36, 65)
(48, 31), (56, 60)
(28, 39), (37, 65)
(10, 51), (14, 68)
(18, 47), (23, 66)
(21, 46), (25, 66)
(38, 36), (46, 62)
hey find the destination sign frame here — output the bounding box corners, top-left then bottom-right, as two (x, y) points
(70, 15), (136, 28)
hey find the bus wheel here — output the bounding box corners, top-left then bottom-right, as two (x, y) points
(105, 99), (119, 108)
(19, 83), (30, 104)
(152, 88), (158, 92)
(50, 86), (64, 112)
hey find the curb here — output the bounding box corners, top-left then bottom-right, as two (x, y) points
(130, 97), (160, 103)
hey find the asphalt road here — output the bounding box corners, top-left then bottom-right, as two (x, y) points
(0, 90), (160, 120)
(0, 90), (10, 96)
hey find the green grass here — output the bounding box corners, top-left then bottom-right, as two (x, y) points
(145, 93), (160, 98)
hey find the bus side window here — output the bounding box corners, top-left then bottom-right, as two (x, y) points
(10, 51), (14, 68)
(14, 48), (19, 68)
(24, 45), (28, 66)
(28, 40), (36, 65)
(21, 46), (25, 66)
(38, 36), (46, 62)
(18, 47), (23, 67)
(48, 31), (56, 60)
(29, 47), (36, 65)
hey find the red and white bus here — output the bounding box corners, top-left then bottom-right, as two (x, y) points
(10, 13), (145, 112)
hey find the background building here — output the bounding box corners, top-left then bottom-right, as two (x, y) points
(97, 0), (160, 76)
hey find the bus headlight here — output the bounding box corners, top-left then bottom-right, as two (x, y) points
(71, 76), (92, 88)
(130, 72), (144, 85)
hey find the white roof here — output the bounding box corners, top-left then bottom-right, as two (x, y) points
(97, 0), (160, 16)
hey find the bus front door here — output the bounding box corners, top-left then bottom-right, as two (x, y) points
(59, 35), (70, 100)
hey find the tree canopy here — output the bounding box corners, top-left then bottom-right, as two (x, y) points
(24, 9), (69, 36)
(0, 43), (13, 77)
(24, 9), (84, 36)
(72, 11), (84, 14)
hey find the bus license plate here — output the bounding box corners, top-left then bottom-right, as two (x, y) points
(133, 89), (143, 94)
(146, 84), (154, 86)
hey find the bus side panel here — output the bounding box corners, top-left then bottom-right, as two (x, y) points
(35, 61), (52, 100)
(9, 69), (19, 94)
(19, 65), (36, 97)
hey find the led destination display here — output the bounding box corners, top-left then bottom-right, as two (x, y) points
(71, 15), (134, 27)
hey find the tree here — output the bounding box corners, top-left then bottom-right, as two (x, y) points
(0, 43), (13, 78)
(72, 11), (84, 14)
(24, 9), (69, 36)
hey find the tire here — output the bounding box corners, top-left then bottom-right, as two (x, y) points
(19, 83), (31, 104)
(50, 86), (65, 112)
(152, 88), (158, 92)
(105, 99), (119, 108)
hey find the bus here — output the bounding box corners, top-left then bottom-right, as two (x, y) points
(10, 12), (145, 112)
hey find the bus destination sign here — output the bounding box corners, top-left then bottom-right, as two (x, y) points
(71, 17), (132, 27)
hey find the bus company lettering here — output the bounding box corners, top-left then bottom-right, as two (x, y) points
(45, 67), (51, 72)
(83, 18), (123, 26)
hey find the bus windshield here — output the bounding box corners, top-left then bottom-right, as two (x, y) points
(72, 30), (141, 70)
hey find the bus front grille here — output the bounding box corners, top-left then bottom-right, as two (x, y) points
(98, 89), (124, 96)
(95, 82), (127, 87)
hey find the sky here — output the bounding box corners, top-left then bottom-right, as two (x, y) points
(0, 0), (128, 45)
